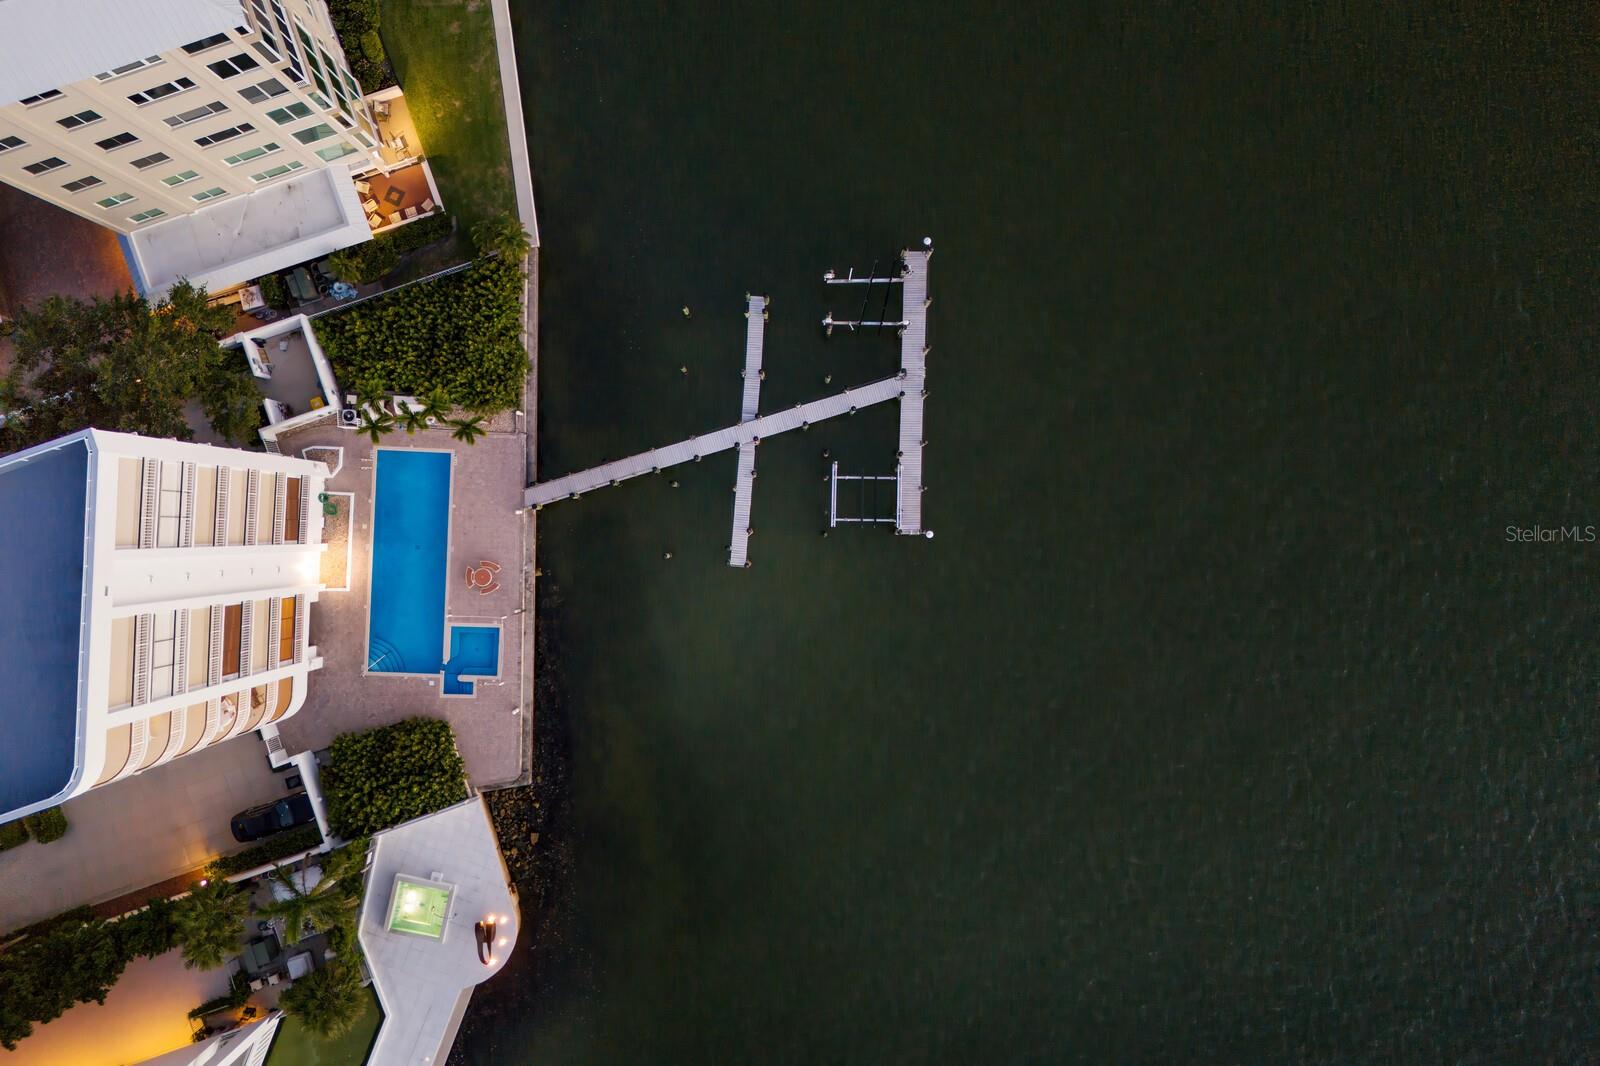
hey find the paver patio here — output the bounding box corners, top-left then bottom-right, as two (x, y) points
(0, 736), (292, 932)
(273, 416), (527, 788)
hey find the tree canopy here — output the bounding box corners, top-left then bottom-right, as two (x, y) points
(0, 281), (261, 453)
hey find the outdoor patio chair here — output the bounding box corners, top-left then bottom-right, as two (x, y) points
(402, 205), (418, 220)
(478, 581), (500, 596)
(480, 560), (501, 573)
(420, 197), (435, 212)
(367, 212), (382, 230)
(354, 178), (372, 194)
(361, 196), (378, 213)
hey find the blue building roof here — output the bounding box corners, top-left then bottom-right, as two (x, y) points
(0, 438), (89, 818)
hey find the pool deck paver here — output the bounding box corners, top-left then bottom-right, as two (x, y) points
(271, 418), (526, 789)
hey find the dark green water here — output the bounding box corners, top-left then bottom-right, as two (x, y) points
(464, 3), (1598, 1061)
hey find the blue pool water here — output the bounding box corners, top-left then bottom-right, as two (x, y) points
(367, 450), (452, 673)
(442, 625), (500, 695)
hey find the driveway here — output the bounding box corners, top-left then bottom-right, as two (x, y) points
(0, 735), (295, 932)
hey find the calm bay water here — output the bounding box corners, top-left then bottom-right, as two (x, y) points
(459, 3), (1598, 1061)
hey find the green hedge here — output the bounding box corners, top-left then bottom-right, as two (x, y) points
(0, 820), (28, 852)
(322, 718), (468, 837)
(326, 0), (391, 91)
(24, 807), (68, 844)
(0, 902), (176, 1049)
(328, 213), (454, 284)
(314, 258), (526, 411)
(208, 824), (324, 878)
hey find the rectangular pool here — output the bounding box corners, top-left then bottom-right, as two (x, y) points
(367, 450), (452, 674)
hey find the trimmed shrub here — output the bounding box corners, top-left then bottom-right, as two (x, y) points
(208, 823), (324, 878)
(326, 0), (391, 91)
(0, 820), (28, 852)
(328, 213), (454, 284)
(0, 899), (175, 1050)
(24, 807), (68, 844)
(314, 258), (526, 412)
(256, 273), (289, 309)
(322, 718), (468, 837)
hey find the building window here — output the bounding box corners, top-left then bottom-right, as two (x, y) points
(252, 40), (282, 64)
(307, 91), (332, 111)
(96, 191), (135, 208)
(130, 151), (171, 170)
(18, 89), (64, 106)
(266, 102), (314, 125)
(128, 78), (195, 105)
(129, 207), (166, 224)
(206, 53), (261, 80)
(162, 169), (200, 186)
(222, 142), (280, 166)
(194, 123), (257, 148)
(182, 32), (231, 54)
(62, 174), (103, 192)
(250, 159), (304, 182)
(94, 56), (162, 82)
(292, 122), (335, 145)
(0, 135), (24, 153)
(314, 141), (358, 162)
(56, 109), (103, 130)
(192, 186), (228, 202)
(237, 79), (290, 105)
(164, 101), (229, 129)
(22, 156), (67, 175)
(95, 132), (140, 152)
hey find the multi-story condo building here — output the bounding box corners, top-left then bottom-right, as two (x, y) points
(0, 429), (329, 824)
(0, 0), (385, 296)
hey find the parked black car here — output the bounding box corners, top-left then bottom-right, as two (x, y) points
(230, 792), (316, 842)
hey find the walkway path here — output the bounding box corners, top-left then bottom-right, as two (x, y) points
(894, 250), (930, 534)
(527, 377), (902, 506)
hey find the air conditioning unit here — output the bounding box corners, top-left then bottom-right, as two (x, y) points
(338, 407), (360, 428)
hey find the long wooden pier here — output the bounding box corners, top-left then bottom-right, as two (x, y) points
(525, 242), (934, 557)
(728, 295), (767, 567)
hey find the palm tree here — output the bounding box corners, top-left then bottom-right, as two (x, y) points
(448, 414), (488, 445)
(279, 960), (368, 1038)
(418, 386), (452, 424)
(172, 878), (249, 970)
(254, 861), (359, 945)
(470, 213), (532, 261)
(357, 405), (395, 444)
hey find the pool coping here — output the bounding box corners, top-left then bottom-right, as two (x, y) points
(439, 619), (504, 700)
(362, 446), (458, 683)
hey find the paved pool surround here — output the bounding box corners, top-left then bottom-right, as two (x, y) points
(272, 419), (526, 789)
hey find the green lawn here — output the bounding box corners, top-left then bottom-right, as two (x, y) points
(381, 0), (517, 232)
(263, 986), (383, 1066)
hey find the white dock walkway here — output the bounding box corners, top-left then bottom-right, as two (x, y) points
(740, 295), (766, 422)
(728, 295), (767, 567)
(526, 377), (902, 507)
(894, 249), (931, 534)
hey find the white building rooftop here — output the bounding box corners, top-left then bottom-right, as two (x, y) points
(0, 0), (247, 106)
(126, 165), (371, 299)
(358, 796), (520, 1065)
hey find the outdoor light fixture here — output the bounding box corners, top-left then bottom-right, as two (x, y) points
(474, 917), (497, 965)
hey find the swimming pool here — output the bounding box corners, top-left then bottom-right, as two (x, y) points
(367, 450), (452, 674)
(443, 624), (500, 696)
